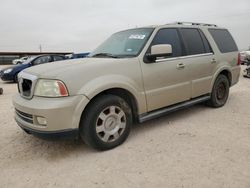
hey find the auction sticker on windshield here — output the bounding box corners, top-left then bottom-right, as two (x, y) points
(129, 34), (146, 39)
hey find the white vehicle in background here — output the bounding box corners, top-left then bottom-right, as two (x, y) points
(12, 56), (29, 65)
(240, 51), (250, 65)
(245, 51), (250, 63)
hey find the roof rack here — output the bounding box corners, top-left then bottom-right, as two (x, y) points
(167, 22), (217, 27)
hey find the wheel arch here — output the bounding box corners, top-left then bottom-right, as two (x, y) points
(219, 70), (232, 86)
(210, 67), (232, 91)
(80, 88), (140, 127)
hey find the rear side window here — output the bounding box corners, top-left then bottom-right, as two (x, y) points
(208, 29), (238, 53)
(33, 56), (51, 65)
(180, 28), (206, 55)
(53, 56), (64, 61)
(151, 28), (182, 58)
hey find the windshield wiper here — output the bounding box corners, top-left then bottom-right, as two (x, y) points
(91, 53), (119, 58)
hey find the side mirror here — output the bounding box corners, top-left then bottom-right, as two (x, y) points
(146, 44), (172, 62)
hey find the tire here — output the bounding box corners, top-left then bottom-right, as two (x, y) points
(0, 88), (3, 95)
(14, 74), (18, 83)
(79, 95), (132, 151)
(207, 74), (229, 108)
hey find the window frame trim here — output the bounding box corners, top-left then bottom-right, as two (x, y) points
(155, 52), (213, 63)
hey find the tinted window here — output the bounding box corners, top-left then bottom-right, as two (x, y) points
(181, 28), (206, 55)
(33, 56), (51, 65)
(53, 56), (64, 61)
(199, 31), (213, 53)
(209, 29), (238, 53)
(151, 28), (182, 57)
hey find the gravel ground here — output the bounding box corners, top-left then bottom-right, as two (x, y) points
(0, 65), (250, 188)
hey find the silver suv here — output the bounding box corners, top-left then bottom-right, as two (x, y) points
(13, 22), (241, 150)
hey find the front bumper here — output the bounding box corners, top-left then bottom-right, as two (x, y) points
(17, 121), (79, 139)
(0, 72), (14, 81)
(13, 94), (89, 134)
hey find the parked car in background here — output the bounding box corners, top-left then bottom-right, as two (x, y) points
(0, 54), (66, 82)
(12, 56), (30, 65)
(65, 53), (89, 59)
(243, 66), (250, 78)
(245, 51), (250, 64)
(240, 52), (247, 64)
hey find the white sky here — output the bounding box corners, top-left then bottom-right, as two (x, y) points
(0, 0), (250, 53)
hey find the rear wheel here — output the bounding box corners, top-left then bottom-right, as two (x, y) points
(207, 74), (229, 107)
(79, 95), (132, 150)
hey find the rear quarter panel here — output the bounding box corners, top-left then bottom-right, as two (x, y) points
(202, 28), (240, 91)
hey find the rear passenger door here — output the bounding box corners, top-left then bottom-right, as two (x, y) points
(179, 28), (215, 98)
(141, 28), (192, 111)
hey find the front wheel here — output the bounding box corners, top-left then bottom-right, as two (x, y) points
(14, 74), (18, 83)
(79, 95), (132, 151)
(207, 74), (229, 108)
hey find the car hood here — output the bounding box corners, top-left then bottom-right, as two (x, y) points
(1, 65), (15, 71)
(1, 63), (29, 72)
(22, 57), (139, 95)
(23, 58), (130, 78)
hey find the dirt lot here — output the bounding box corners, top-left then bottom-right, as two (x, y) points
(0, 65), (250, 188)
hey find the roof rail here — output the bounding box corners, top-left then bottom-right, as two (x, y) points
(167, 22), (217, 27)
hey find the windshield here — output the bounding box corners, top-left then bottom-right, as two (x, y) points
(23, 56), (36, 64)
(89, 28), (154, 58)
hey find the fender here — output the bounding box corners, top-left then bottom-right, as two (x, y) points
(77, 74), (147, 114)
(209, 65), (232, 92)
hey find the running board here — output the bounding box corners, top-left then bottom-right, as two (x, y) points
(138, 95), (210, 123)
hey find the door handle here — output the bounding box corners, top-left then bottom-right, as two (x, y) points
(177, 63), (185, 69)
(211, 58), (217, 63)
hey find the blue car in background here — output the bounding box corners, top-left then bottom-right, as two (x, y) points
(66, 53), (89, 59)
(0, 54), (66, 82)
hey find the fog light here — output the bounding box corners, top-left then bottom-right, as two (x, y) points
(36, 116), (47, 126)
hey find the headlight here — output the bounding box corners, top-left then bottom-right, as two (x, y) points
(3, 68), (13, 74)
(34, 79), (68, 97)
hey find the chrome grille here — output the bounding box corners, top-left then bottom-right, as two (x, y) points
(15, 109), (33, 124)
(18, 72), (37, 99)
(21, 79), (32, 97)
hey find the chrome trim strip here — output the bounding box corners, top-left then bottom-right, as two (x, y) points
(155, 53), (213, 62)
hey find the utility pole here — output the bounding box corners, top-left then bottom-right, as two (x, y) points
(39, 44), (42, 52)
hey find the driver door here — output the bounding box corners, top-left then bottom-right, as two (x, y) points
(140, 28), (191, 112)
